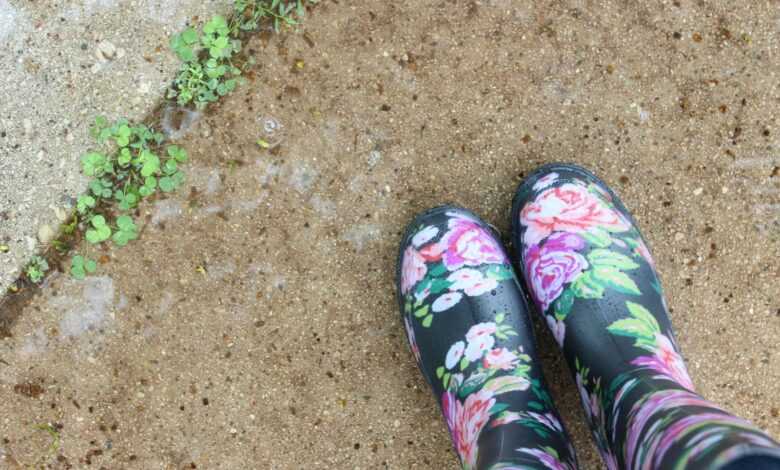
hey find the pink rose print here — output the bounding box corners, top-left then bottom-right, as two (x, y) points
(490, 411), (521, 427)
(525, 232), (589, 312)
(546, 316), (566, 347)
(623, 389), (742, 467)
(441, 216), (506, 271)
(404, 316), (421, 364)
(575, 373), (600, 422)
(632, 333), (694, 391)
(419, 241), (445, 262)
(525, 412), (564, 433)
(517, 448), (574, 470)
(482, 347), (520, 370)
(400, 246), (427, 295)
(634, 238), (656, 269)
(520, 183), (630, 246)
(442, 389), (496, 469)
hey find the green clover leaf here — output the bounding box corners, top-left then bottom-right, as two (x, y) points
(81, 152), (108, 176)
(115, 124), (132, 147)
(112, 215), (138, 246)
(139, 150), (160, 177)
(118, 147), (132, 166)
(163, 159), (178, 175)
(167, 145), (188, 163)
(90, 115), (109, 139)
(159, 176), (175, 192)
(116, 215), (136, 232)
(138, 176), (157, 197)
(71, 255), (97, 280)
(203, 15), (228, 36)
(181, 27), (198, 44)
(115, 190), (138, 211)
(171, 27), (199, 62)
(85, 215), (112, 244)
(76, 195), (96, 214)
(89, 179), (112, 198)
(159, 171), (184, 193)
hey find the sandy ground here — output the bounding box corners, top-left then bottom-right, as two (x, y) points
(1, 0), (780, 468)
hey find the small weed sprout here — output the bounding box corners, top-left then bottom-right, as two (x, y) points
(168, 15), (241, 108)
(235, 0), (311, 33)
(40, 0), (315, 283)
(168, 0), (316, 109)
(70, 117), (188, 279)
(25, 256), (49, 283)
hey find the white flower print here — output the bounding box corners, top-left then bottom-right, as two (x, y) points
(465, 322), (497, 343)
(463, 277), (498, 297)
(446, 341), (466, 370)
(465, 334), (495, 362)
(447, 268), (484, 291)
(447, 268), (499, 298)
(412, 225), (439, 247)
(532, 171), (559, 191)
(432, 292), (463, 312)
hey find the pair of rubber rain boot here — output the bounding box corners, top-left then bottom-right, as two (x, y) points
(396, 163), (780, 470)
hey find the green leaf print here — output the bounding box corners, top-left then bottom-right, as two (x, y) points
(489, 403), (510, 415)
(414, 278), (432, 295)
(527, 401), (544, 411)
(591, 266), (641, 295)
(483, 375), (530, 395)
(581, 226), (612, 248)
(428, 263), (447, 277)
(413, 304), (429, 318)
(588, 249), (640, 271)
(554, 289), (575, 318)
(429, 278), (453, 295)
(484, 265), (514, 281)
(571, 271), (605, 299)
(421, 315), (433, 328)
(626, 301), (661, 334)
(436, 366), (445, 379)
(460, 372), (490, 397)
(607, 301), (661, 348)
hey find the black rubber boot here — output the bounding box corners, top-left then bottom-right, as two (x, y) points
(511, 163), (780, 470)
(397, 205), (578, 470)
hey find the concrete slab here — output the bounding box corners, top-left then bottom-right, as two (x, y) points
(0, 0), (231, 294)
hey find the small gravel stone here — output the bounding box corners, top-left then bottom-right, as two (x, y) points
(96, 40), (117, 61)
(37, 224), (55, 244)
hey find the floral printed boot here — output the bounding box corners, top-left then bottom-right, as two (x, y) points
(397, 206), (578, 470)
(511, 163), (780, 470)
